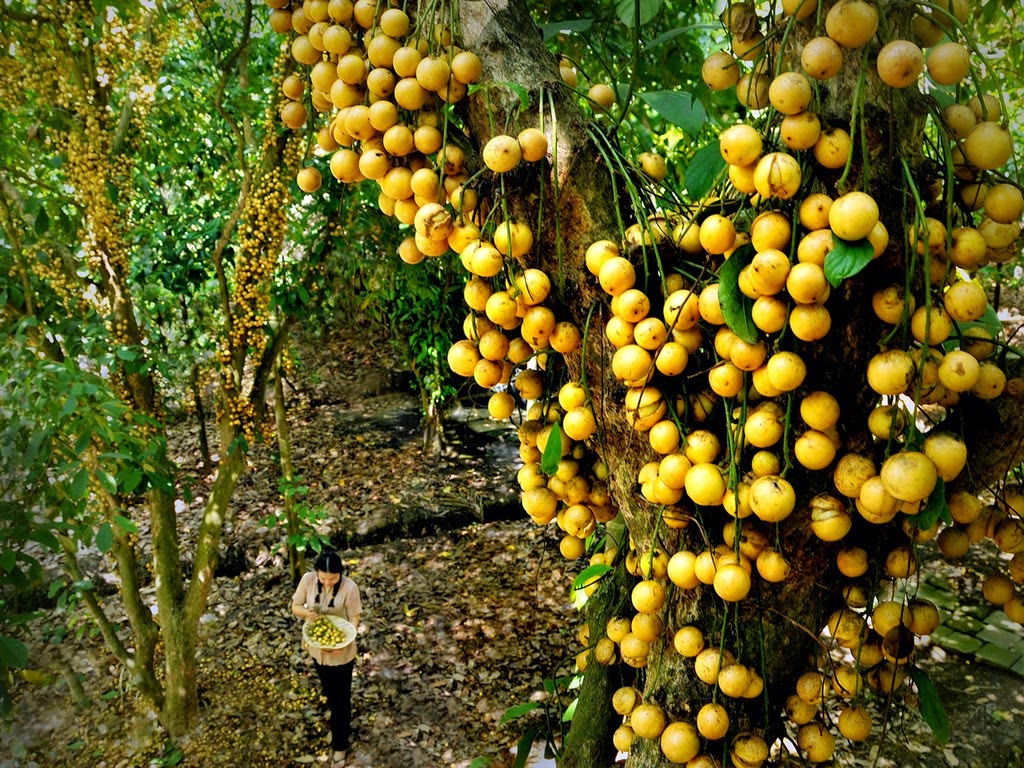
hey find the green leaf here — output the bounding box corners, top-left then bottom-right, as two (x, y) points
(643, 24), (711, 51)
(0, 636), (28, 669)
(117, 467), (143, 494)
(911, 477), (951, 530)
(571, 563), (612, 593)
(95, 522), (113, 553)
(500, 701), (541, 725)
(540, 421), (563, 476)
(910, 667), (950, 745)
(561, 696), (579, 722)
(496, 82), (530, 112)
(616, 0), (663, 27)
(114, 515), (138, 534)
(946, 304), (1002, 352)
(97, 470), (117, 495)
(717, 244), (759, 344)
(684, 143), (727, 200)
(639, 91), (706, 136)
(824, 237), (874, 286)
(34, 206), (49, 236)
(539, 19), (593, 41)
(69, 469), (90, 500)
(511, 727), (539, 768)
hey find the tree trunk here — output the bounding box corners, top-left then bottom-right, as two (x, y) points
(274, 364), (302, 584)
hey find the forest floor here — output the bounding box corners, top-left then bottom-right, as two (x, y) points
(2, 324), (1024, 768)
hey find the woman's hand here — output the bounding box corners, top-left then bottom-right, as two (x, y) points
(302, 608), (319, 623)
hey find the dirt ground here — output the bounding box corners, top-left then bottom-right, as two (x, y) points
(2, 328), (1023, 768)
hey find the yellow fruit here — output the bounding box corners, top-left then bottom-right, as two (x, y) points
(729, 338), (768, 371)
(753, 152), (803, 200)
(612, 724), (634, 753)
(766, 351), (807, 392)
(749, 475), (796, 522)
(797, 722), (836, 763)
(598, 256), (636, 296)
(783, 0), (818, 17)
(703, 51), (742, 90)
(857, 475), (899, 523)
(769, 72), (813, 115)
(938, 350), (981, 392)
(673, 625), (705, 657)
(756, 548), (791, 582)
(781, 110), (822, 151)
(829, 191), (879, 241)
(876, 40), (925, 88)
(655, 341), (689, 375)
(588, 83), (616, 110)
(668, 551), (700, 589)
(802, 36), (843, 79)
(908, 306), (951, 346)
(923, 431), (967, 482)
(982, 573), (1014, 605)
(699, 214), (738, 255)
(833, 453), (876, 498)
(585, 239), (620, 276)
(632, 579), (666, 614)
(880, 451), (938, 503)
(974, 362), (1007, 403)
(694, 647), (732, 684)
(719, 124), (763, 166)
(698, 283), (727, 325)
(866, 349), (915, 395)
(638, 151), (668, 181)
(731, 733), (769, 767)
(736, 72), (771, 110)
(786, 694), (817, 725)
(825, 0), (878, 48)
(697, 703), (730, 740)
(796, 229), (835, 266)
(963, 122), (1015, 171)
(451, 51), (482, 84)
(744, 408), (784, 448)
(612, 344), (654, 385)
(684, 462), (727, 506)
(984, 183), (1024, 223)
(612, 685), (641, 715)
(483, 134), (522, 173)
(664, 289), (701, 331)
(813, 127), (853, 170)
(661, 721), (701, 763)
(927, 41), (971, 86)
(714, 563), (752, 602)
(631, 702), (667, 739)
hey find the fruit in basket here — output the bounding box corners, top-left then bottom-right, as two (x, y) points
(308, 617), (350, 647)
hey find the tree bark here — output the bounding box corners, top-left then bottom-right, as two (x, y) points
(274, 364), (302, 584)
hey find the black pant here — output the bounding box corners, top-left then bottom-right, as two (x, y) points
(315, 660), (354, 750)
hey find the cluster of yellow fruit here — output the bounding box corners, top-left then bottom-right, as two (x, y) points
(306, 615), (350, 647)
(266, 0), (484, 246)
(611, 678), (768, 768)
(576, 0), (1024, 764)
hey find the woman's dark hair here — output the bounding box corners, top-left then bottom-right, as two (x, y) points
(313, 551), (345, 609)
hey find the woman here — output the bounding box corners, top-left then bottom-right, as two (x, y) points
(292, 551), (362, 768)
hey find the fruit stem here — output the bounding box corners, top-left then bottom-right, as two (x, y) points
(838, 49), (869, 190)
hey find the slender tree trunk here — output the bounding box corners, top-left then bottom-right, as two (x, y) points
(274, 364), (302, 584)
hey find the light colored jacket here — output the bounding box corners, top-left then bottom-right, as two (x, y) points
(292, 571), (361, 665)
